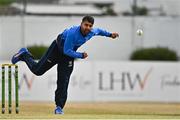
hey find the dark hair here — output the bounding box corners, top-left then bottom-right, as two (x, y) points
(82, 16), (94, 24)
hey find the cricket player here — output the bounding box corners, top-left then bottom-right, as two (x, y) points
(11, 16), (119, 114)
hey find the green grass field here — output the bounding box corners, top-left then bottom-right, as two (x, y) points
(0, 101), (180, 119)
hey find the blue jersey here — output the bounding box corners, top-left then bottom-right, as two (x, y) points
(59, 25), (111, 58)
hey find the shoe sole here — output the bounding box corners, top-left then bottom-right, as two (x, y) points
(12, 51), (26, 64)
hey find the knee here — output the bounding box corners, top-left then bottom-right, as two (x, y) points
(33, 71), (44, 76)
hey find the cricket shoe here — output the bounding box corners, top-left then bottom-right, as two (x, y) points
(11, 48), (29, 64)
(54, 106), (64, 114)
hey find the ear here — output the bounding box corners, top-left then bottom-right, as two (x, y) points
(81, 22), (83, 26)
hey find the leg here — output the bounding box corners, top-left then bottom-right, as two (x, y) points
(55, 56), (74, 109)
(22, 40), (60, 76)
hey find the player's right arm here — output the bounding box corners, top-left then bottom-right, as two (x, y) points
(63, 32), (85, 59)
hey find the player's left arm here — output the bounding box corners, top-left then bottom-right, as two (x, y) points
(110, 32), (119, 39)
(94, 28), (119, 39)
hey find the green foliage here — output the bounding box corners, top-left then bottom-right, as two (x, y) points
(122, 6), (148, 16)
(132, 5), (148, 16)
(0, 0), (14, 6)
(130, 47), (178, 61)
(27, 45), (48, 60)
(104, 7), (117, 16)
(122, 11), (132, 16)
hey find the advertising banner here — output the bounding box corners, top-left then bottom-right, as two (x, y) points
(0, 61), (180, 102)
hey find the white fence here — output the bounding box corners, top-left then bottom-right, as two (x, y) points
(0, 61), (180, 103)
(0, 16), (180, 60)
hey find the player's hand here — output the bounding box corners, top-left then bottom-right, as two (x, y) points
(111, 32), (119, 39)
(82, 52), (88, 59)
